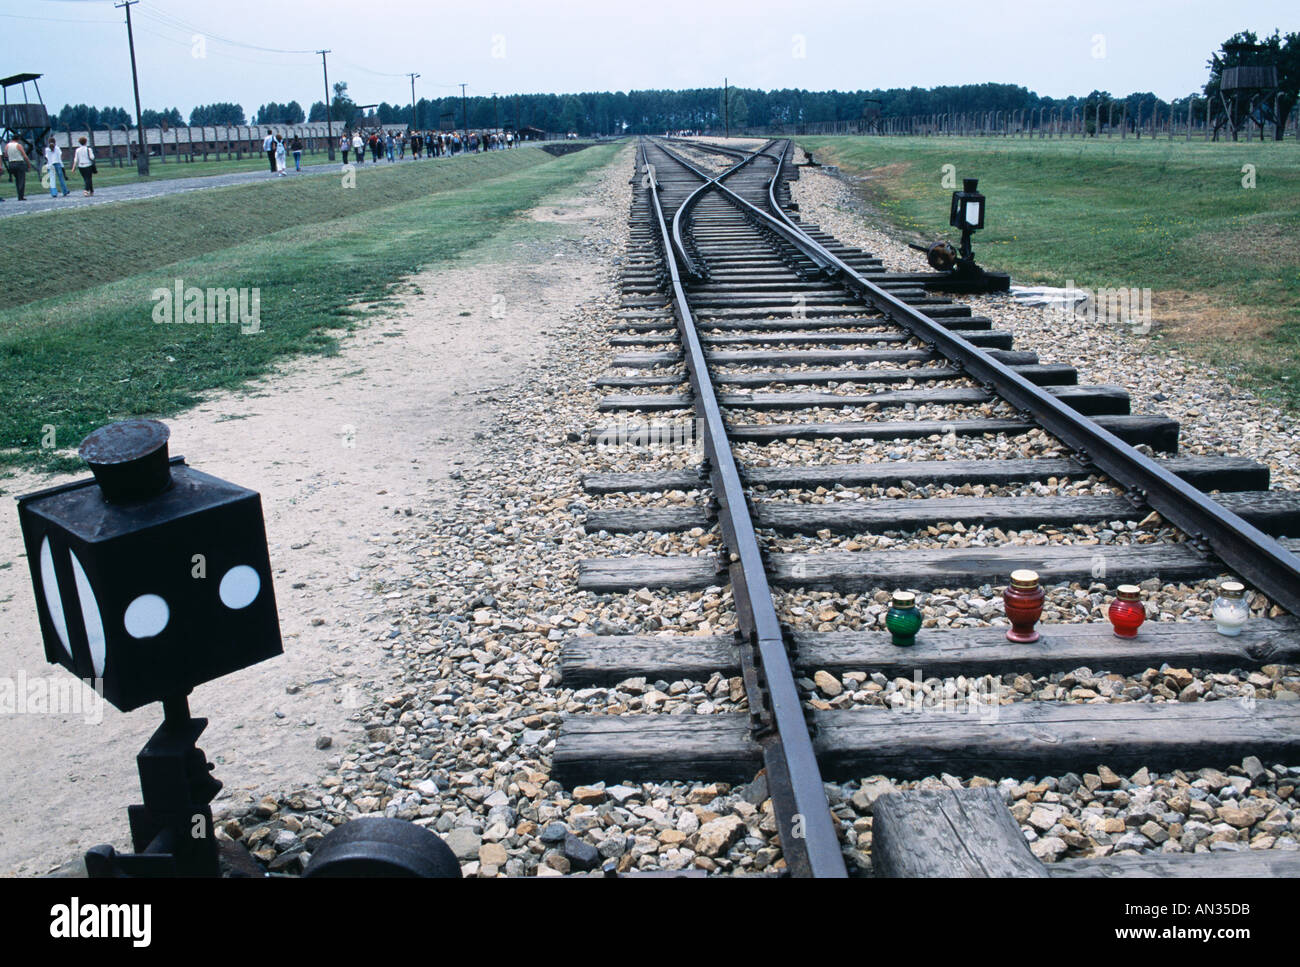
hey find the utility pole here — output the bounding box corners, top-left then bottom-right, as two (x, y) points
(319, 50), (334, 160)
(116, 0), (148, 175)
(724, 77), (729, 139)
(460, 83), (468, 151)
(408, 73), (420, 133)
(493, 92), (499, 135)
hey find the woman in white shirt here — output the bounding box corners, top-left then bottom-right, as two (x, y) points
(5, 137), (32, 200)
(72, 136), (96, 195)
(45, 139), (70, 198)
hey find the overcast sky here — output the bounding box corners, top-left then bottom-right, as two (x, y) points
(6, 0), (1296, 115)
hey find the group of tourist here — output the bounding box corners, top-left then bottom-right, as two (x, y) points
(2, 134), (97, 201)
(2, 123), (527, 204)
(261, 130), (306, 175)
(337, 128), (517, 164)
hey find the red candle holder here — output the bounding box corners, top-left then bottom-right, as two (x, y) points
(1108, 585), (1146, 638)
(1003, 569), (1044, 643)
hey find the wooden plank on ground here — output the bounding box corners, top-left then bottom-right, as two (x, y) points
(560, 634), (737, 684)
(552, 714), (760, 785)
(705, 349), (931, 367)
(578, 543), (1213, 593)
(610, 351), (683, 368)
(578, 555), (722, 592)
(726, 415), (1180, 452)
(706, 342), (1022, 364)
(579, 459), (1270, 495)
(554, 701), (1300, 788)
(698, 331), (1012, 348)
(752, 490), (1300, 537)
(613, 331), (904, 347)
(768, 544), (1211, 591)
(559, 618), (1300, 686)
(741, 455), (1267, 492)
(871, 788), (1048, 877)
(594, 373), (688, 388)
(723, 385), (1127, 415)
(619, 314), (993, 333)
(597, 385), (1129, 416)
(711, 363), (1076, 387)
(706, 348), (1042, 367)
(585, 507), (709, 533)
(810, 700), (1300, 779)
(1047, 850), (1300, 878)
(582, 469), (705, 493)
(792, 616), (1300, 678)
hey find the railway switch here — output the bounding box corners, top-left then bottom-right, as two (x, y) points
(910, 177), (1010, 293)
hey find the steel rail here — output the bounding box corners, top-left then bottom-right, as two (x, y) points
(752, 139), (1300, 616)
(636, 139), (848, 878)
(657, 143), (750, 282)
(660, 135), (753, 162)
(651, 138), (841, 278)
(655, 139), (784, 279)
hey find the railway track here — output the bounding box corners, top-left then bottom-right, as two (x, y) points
(556, 136), (1300, 877)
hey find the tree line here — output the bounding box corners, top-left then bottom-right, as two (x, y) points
(50, 29), (1296, 138)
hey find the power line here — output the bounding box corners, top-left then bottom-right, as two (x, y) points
(0, 12), (118, 24)
(131, 25), (316, 67)
(335, 59), (412, 80)
(134, 5), (317, 55)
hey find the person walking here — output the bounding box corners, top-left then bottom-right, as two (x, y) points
(5, 135), (32, 200)
(275, 134), (287, 176)
(45, 138), (70, 198)
(352, 131), (364, 164)
(263, 129), (276, 172)
(340, 133), (350, 164)
(72, 136), (96, 195)
(290, 134), (303, 172)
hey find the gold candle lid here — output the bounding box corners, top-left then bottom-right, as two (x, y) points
(1009, 569), (1039, 590)
(891, 591), (916, 609)
(1218, 581), (1245, 598)
(1116, 585), (1142, 601)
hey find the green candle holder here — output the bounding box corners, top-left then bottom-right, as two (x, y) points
(886, 591), (922, 647)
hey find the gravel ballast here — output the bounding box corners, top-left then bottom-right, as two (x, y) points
(208, 145), (781, 878)
(783, 155), (1300, 870)
(210, 144), (1299, 879)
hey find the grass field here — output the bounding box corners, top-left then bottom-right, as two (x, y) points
(798, 135), (1300, 409)
(0, 141), (623, 473)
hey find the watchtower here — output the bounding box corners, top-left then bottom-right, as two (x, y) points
(1216, 42), (1281, 140)
(0, 73), (51, 156)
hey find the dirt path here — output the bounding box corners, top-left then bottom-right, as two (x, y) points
(0, 142), (633, 875)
